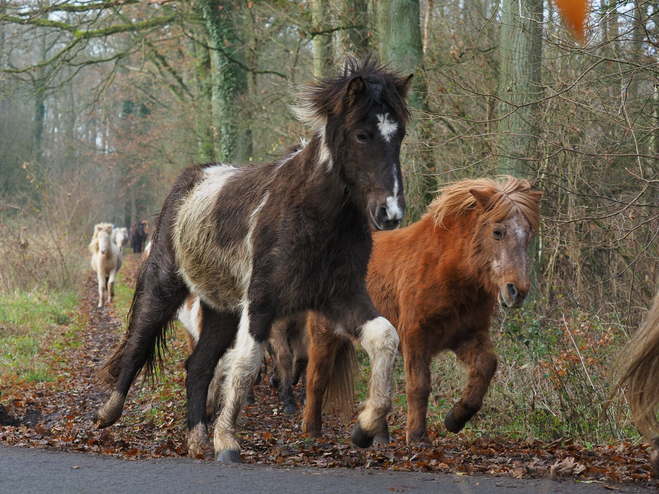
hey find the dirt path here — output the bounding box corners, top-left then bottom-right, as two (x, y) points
(0, 256), (657, 490)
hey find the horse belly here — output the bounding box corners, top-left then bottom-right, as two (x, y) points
(173, 165), (256, 312)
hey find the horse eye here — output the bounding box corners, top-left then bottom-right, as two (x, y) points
(493, 228), (504, 240)
(356, 133), (367, 143)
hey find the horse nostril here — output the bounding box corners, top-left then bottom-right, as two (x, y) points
(506, 283), (517, 300)
(377, 206), (389, 221)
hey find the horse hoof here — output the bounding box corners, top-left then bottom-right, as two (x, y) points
(407, 435), (432, 447)
(444, 407), (466, 433)
(373, 432), (390, 445)
(351, 423), (374, 448)
(95, 392), (125, 428)
(216, 449), (241, 463)
(283, 404), (296, 415)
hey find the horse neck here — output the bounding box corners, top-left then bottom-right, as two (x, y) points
(294, 135), (359, 219)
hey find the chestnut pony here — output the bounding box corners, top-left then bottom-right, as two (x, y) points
(304, 177), (542, 445)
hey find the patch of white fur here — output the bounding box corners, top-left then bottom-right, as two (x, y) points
(356, 316), (399, 433)
(173, 164), (251, 311)
(178, 296), (202, 345)
(376, 113), (398, 142)
(213, 302), (265, 454)
(317, 128), (333, 172)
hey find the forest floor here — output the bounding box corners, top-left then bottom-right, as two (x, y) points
(0, 255), (657, 490)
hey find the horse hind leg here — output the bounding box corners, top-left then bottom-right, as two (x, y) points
(269, 318), (297, 414)
(186, 304), (240, 459)
(303, 314), (340, 438)
(94, 262), (188, 429)
(401, 339), (432, 445)
(445, 333), (498, 433)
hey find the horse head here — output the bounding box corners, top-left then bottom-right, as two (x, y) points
(295, 56), (413, 231)
(469, 178), (542, 309)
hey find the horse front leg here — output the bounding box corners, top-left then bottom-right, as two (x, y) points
(186, 304), (239, 459)
(96, 271), (106, 308)
(401, 338), (432, 445)
(445, 331), (498, 433)
(213, 303), (268, 462)
(331, 300), (399, 448)
(107, 270), (118, 304)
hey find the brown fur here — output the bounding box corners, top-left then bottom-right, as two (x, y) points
(305, 177), (542, 444)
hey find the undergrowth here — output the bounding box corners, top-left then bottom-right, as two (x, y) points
(353, 300), (644, 445)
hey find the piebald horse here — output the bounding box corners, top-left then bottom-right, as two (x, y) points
(94, 56), (413, 462)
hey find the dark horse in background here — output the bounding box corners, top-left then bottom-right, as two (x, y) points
(129, 220), (149, 254)
(94, 56), (413, 462)
(303, 177), (542, 445)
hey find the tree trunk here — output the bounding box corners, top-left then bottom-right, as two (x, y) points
(341, 0), (369, 53)
(313, 0), (334, 78)
(191, 27), (215, 163)
(200, 0), (250, 164)
(496, 0), (543, 177)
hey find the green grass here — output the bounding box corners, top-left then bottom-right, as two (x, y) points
(0, 288), (78, 386)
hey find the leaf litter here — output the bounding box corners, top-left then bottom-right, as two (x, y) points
(0, 256), (655, 489)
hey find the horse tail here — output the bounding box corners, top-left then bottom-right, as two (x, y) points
(611, 288), (659, 439)
(325, 338), (358, 422)
(97, 228), (180, 389)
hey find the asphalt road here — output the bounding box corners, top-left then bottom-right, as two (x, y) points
(1, 445), (654, 494)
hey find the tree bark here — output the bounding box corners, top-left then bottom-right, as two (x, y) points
(497, 0), (543, 177)
(341, 0), (369, 53)
(313, 0), (334, 78)
(200, 0), (250, 164)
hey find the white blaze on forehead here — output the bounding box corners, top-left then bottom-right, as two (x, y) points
(376, 113), (398, 142)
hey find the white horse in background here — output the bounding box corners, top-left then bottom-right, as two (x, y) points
(89, 223), (123, 308)
(111, 227), (130, 254)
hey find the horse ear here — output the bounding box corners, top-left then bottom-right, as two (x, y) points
(469, 188), (492, 210)
(346, 76), (366, 106)
(395, 74), (414, 98)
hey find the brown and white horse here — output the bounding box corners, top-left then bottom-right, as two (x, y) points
(89, 223), (123, 308)
(94, 56), (413, 462)
(303, 177), (542, 445)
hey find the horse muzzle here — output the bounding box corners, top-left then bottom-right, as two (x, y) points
(369, 199), (405, 231)
(498, 283), (527, 309)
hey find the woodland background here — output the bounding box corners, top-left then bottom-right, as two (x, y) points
(1, 0), (658, 444)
